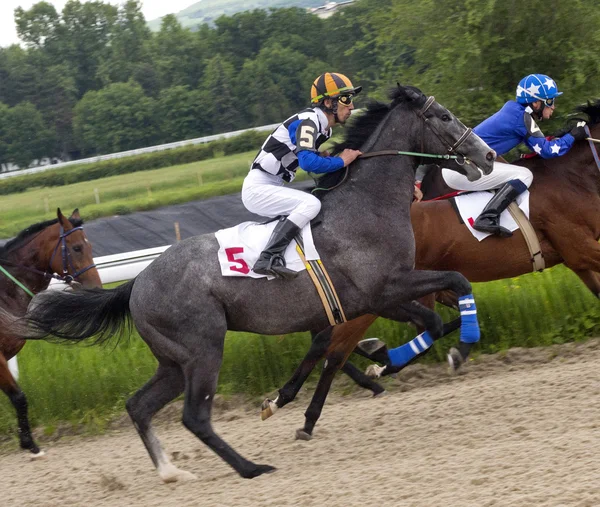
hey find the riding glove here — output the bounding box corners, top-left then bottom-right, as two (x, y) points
(570, 121), (587, 141)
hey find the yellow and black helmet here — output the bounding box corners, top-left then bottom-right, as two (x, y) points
(310, 72), (362, 104)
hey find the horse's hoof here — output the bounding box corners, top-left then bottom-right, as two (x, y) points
(447, 347), (464, 374)
(260, 399), (277, 420)
(159, 464), (197, 483)
(373, 389), (388, 398)
(295, 429), (313, 441)
(365, 364), (386, 379)
(29, 450), (46, 460)
(241, 464), (277, 479)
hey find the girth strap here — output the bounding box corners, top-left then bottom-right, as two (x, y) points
(507, 202), (545, 272)
(295, 236), (346, 326)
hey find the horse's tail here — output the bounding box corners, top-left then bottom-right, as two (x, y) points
(0, 306), (30, 337)
(23, 278), (136, 346)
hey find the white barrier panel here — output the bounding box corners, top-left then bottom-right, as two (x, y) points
(48, 244), (171, 289)
(14, 245), (173, 375)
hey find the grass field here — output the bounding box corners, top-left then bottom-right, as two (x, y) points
(0, 150), (314, 238)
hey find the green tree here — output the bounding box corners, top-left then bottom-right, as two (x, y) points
(74, 80), (158, 155)
(201, 56), (238, 133)
(157, 86), (212, 142)
(373, 0), (600, 125)
(97, 0), (153, 86)
(14, 1), (59, 48)
(1, 102), (55, 169)
(56, 0), (118, 97)
(151, 15), (205, 90)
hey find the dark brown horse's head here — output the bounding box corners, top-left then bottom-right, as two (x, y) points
(48, 208), (102, 289)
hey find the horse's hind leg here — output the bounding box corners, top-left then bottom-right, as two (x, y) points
(125, 362), (193, 483)
(182, 340), (276, 479)
(0, 352), (44, 458)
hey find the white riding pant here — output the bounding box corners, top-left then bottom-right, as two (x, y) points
(442, 161), (533, 191)
(242, 169), (321, 229)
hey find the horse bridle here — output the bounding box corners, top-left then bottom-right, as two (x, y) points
(416, 95), (473, 164)
(48, 224), (96, 283)
(0, 223), (96, 295)
(358, 95), (474, 164)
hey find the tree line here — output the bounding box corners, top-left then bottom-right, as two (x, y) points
(1, 0), (599, 169)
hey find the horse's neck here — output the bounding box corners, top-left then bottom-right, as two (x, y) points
(330, 109), (419, 207)
(0, 235), (54, 295)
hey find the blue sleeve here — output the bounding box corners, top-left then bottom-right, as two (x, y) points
(289, 118), (344, 174)
(297, 150), (345, 174)
(525, 133), (576, 159)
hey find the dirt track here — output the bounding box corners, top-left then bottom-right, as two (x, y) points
(1, 339), (599, 507)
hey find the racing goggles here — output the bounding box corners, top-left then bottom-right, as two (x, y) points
(337, 94), (354, 106)
(541, 97), (555, 107)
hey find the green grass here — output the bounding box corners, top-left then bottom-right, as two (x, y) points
(1, 263), (598, 441)
(1, 151), (314, 238)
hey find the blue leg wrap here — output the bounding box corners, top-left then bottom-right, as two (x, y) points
(388, 331), (434, 368)
(459, 294), (480, 343)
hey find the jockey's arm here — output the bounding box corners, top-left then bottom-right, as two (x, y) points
(522, 114), (576, 159)
(290, 119), (345, 174)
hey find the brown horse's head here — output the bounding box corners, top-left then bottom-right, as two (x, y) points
(47, 208), (102, 289)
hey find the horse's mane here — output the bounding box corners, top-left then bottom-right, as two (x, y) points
(315, 85), (425, 193)
(0, 217), (83, 258)
(552, 98), (600, 137)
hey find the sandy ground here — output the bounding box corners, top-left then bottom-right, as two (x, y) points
(1, 339), (599, 507)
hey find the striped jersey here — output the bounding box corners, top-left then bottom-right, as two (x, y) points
(251, 107), (340, 182)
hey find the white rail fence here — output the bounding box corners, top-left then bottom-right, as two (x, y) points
(8, 245), (171, 379)
(0, 123), (279, 180)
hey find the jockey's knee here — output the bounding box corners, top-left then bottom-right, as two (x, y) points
(519, 168), (533, 188)
(289, 196), (321, 227)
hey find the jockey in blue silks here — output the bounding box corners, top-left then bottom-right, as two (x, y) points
(441, 73), (587, 237)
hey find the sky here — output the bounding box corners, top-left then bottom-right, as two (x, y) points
(0, 0), (195, 48)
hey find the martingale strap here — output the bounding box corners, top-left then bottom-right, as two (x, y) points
(507, 202), (545, 272)
(295, 236), (346, 326)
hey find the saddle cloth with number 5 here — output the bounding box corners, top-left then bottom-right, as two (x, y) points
(215, 220), (320, 278)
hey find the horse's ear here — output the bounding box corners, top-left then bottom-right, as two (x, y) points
(404, 87), (423, 102)
(70, 208), (81, 220)
(57, 208), (68, 227)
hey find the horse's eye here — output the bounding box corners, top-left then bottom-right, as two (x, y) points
(73, 245), (83, 253)
(441, 114), (451, 122)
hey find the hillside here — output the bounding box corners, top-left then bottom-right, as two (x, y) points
(147, 0), (325, 30)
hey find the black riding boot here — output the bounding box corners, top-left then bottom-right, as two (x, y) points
(253, 218), (300, 279)
(473, 182), (523, 237)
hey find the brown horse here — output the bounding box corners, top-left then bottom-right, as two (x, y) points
(0, 208), (101, 456)
(262, 99), (600, 438)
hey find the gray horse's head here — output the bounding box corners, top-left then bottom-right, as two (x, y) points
(391, 85), (495, 181)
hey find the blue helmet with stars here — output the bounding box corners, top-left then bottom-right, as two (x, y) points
(516, 74), (563, 104)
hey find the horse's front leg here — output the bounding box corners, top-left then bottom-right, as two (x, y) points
(0, 352), (44, 458)
(367, 270), (480, 376)
(261, 327), (335, 420)
(261, 316), (385, 420)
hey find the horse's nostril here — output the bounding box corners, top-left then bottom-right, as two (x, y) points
(486, 151), (496, 162)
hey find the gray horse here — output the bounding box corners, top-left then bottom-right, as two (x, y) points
(18, 85), (495, 482)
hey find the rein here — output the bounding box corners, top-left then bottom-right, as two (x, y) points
(312, 95), (474, 194)
(584, 126), (600, 173)
(0, 223), (96, 297)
